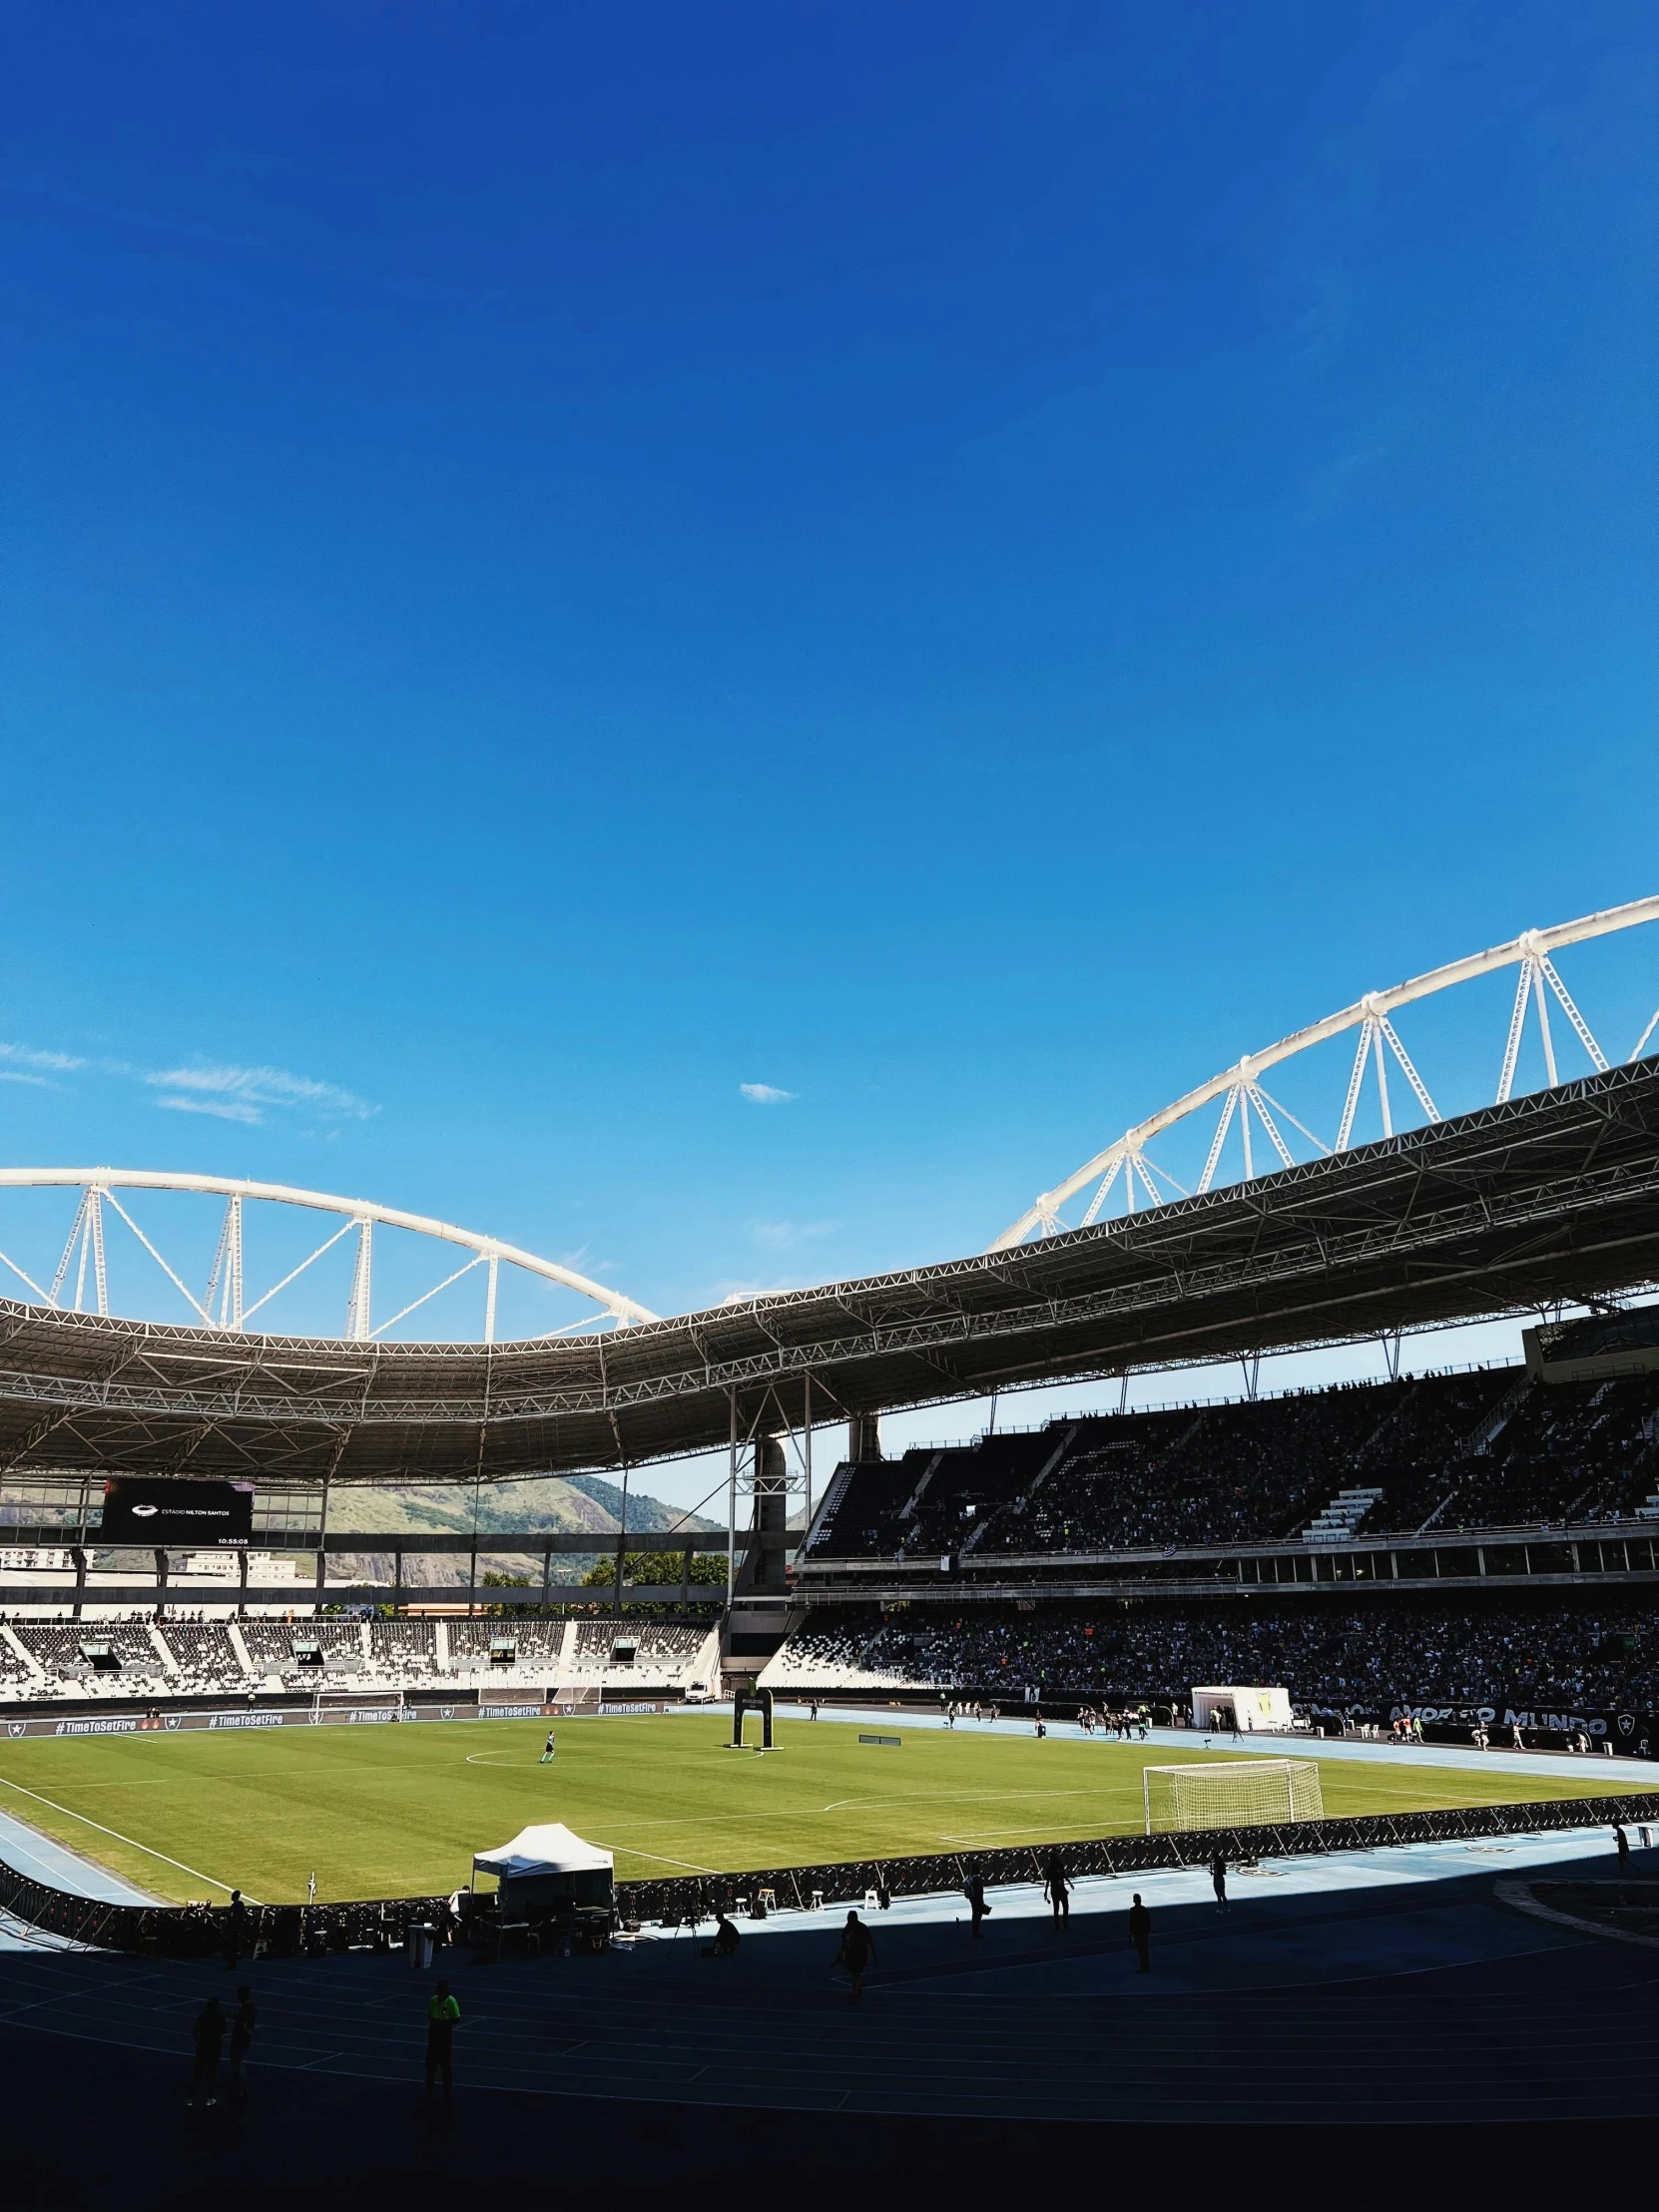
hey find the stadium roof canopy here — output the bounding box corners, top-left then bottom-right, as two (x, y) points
(4, 1059), (1659, 1486)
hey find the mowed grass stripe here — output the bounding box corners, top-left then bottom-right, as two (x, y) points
(0, 1716), (1650, 1903)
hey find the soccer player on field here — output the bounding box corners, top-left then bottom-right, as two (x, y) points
(541, 1730), (556, 1764)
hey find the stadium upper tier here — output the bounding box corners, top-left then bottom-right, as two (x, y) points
(2, 1061), (1659, 1483)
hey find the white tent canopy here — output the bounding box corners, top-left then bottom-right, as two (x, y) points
(471, 1823), (614, 1883)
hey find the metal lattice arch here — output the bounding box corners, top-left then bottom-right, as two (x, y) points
(993, 894), (1659, 1250)
(0, 1171), (658, 1341)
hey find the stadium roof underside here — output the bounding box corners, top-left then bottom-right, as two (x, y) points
(5, 1059), (1659, 1487)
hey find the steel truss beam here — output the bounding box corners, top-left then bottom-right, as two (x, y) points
(0, 1170), (657, 1333)
(1, 1063), (1659, 1481)
(997, 895), (1656, 1247)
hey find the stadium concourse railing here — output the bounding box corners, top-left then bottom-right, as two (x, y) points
(2, 1793), (1656, 1959)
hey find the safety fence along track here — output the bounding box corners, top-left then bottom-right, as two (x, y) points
(0, 1794), (1653, 1957)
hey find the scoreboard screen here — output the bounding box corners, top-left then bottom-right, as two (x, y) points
(101, 1478), (255, 1547)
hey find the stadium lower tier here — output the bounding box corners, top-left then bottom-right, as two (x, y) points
(800, 1364), (1659, 1562)
(0, 1616), (719, 1703)
(759, 1596), (1659, 1724)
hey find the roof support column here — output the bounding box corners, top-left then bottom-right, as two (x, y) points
(848, 1411), (882, 1464)
(748, 1434), (790, 1596)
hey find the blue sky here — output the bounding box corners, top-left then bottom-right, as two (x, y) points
(1, 4), (1655, 1505)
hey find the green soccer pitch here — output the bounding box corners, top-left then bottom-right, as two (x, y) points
(0, 1714), (1651, 1905)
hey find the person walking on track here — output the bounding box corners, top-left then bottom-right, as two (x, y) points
(1043, 1850), (1071, 1926)
(422, 1979), (461, 2107)
(229, 1985), (256, 2098)
(834, 1911), (875, 2000)
(188, 1992), (225, 2107)
(1128, 1894), (1152, 1973)
(964, 1872), (992, 1940)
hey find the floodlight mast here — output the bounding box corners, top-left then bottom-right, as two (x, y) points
(0, 1169), (658, 1339)
(991, 895), (1659, 1250)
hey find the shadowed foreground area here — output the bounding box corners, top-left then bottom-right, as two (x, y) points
(3, 1833), (1659, 2211)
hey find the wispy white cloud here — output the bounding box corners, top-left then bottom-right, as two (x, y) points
(156, 1094), (263, 1125)
(145, 1063), (376, 1121)
(0, 1037), (377, 1132)
(751, 1219), (838, 1252)
(0, 1041), (85, 1072)
(740, 1082), (795, 1105)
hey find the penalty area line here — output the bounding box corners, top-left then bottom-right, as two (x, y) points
(0, 1776), (256, 1902)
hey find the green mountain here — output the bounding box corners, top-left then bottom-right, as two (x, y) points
(320, 1474), (716, 1589)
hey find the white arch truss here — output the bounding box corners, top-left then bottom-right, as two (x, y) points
(992, 893), (1659, 1251)
(0, 1170), (658, 1340)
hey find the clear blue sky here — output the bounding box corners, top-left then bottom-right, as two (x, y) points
(1, 5), (1655, 1504)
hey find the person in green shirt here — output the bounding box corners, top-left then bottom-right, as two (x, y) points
(423, 1980), (460, 2105)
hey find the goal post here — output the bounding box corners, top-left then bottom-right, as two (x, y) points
(1143, 1758), (1324, 1835)
(311, 1686), (405, 1724)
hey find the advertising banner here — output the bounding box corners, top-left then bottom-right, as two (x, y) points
(1381, 1700), (1657, 1753)
(0, 1703), (500, 1738)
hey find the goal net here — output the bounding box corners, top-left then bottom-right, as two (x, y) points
(311, 1687), (404, 1723)
(1143, 1759), (1323, 1835)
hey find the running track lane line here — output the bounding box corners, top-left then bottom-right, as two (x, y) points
(0, 1776), (257, 1902)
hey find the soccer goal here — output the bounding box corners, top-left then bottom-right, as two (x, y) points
(311, 1686), (405, 1724)
(1143, 1759), (1323, 1835)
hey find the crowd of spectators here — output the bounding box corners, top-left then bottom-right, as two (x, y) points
(802, 1368), (1659, 1560)
(764, 1598), (1659, 1712)
(897, 1434), (1056, 1559)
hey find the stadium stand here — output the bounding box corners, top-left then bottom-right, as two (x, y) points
(446, 1618), (565, 1667)
(8, 1621), (173, 1699)
(802, 1369), (1659, 1562)
(563, 1620), (715, 1691)
(239, 1620), (364, 1686)
(762, 1598), (1659, 1713)
(159, 1623), (251, 1693)
(365, 1619), (438, 1679)
(808, 1459), (915, 1558)
(0, 1364), (1653, 1721)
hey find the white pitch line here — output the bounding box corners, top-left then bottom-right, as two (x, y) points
(605, 1844), (722, 1876)
(0, 1776), (256, 1902)
(822, 1790), (1089, 1813)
